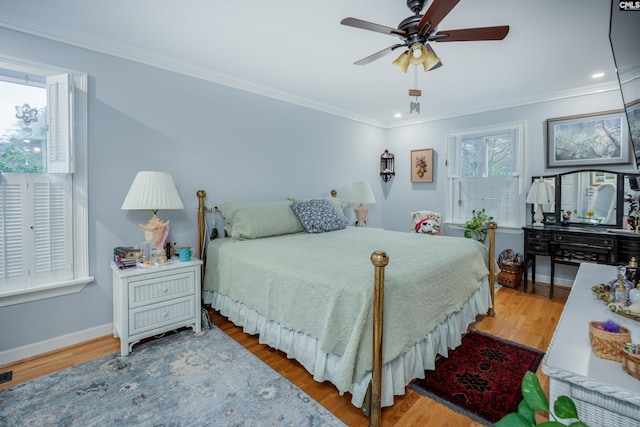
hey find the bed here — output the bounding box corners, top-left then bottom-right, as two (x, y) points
(196, 191), (496, 424)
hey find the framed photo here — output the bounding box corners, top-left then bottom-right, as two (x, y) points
(590, 171), (617, 186)
(625, 99), (640, 159)
(546, 110), (630, 168)
(411, 148), (433, 183)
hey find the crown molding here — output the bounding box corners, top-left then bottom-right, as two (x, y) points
(0, 18), (623, 130)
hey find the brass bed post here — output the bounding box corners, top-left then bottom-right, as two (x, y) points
(196, 190), (208, 291)
(370, 251), (388, 427)
(487, 221), (497, 316)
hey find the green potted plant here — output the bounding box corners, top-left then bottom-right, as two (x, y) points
(463, 208), (494, 244)
(495, 371), (589, 426)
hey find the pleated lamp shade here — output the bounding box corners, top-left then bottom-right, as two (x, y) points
(121, 171), (184, 212)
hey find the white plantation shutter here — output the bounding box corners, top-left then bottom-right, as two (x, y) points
(29, 174), (73, 286)
(46, 73), (73, 173)
(448, 123), (524, 227)
(0, 174), (29, 291)
(0, 174), (72, 291)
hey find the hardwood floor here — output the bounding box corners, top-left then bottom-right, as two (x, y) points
(0, 282), (568, 426)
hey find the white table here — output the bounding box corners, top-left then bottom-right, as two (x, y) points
(111, 258), (202, 356)
(543, 263), (640, 426)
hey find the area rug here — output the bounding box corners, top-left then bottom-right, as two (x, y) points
(0, 327), (346, 426)
(411, 330), (544, 426)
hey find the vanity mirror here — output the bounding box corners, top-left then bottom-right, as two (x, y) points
(535, 170), (640, 228)
(610, 3), (640, 168)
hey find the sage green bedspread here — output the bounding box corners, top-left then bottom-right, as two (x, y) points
(204, 227), (489, 391)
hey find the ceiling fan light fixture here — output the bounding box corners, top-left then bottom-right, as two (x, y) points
(392, 51), (411, 73)
(408, 43), (427, 65)
(423, 60), (442, 72)
(422, 44), (442, 71)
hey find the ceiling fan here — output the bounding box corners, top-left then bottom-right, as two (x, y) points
(341, 0), (509, 73)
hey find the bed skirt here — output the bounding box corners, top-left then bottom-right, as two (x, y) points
(203, 278), (491, 408)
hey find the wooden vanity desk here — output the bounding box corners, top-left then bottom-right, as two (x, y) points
(524, 169), (640, 298)
(523, 225), (640, 299)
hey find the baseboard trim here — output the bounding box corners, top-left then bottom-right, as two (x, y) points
(0, 323), (113, 366)
(526, 273), (574, 288)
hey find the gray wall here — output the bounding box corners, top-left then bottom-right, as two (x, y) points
(0, 26), (631, 360)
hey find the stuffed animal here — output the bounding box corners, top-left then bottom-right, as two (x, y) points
(415, 217), (437, 234)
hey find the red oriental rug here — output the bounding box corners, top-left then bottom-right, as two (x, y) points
(411, 330), (545, 425)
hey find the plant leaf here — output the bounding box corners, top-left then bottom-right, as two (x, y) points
(537, 422), (568, 426)
(495, 413), (533, 427)
(568, 422), (590, 427)
(553, 396), (579, 420)
(517, 399), (536, 424)
(521, 371), (549, 412)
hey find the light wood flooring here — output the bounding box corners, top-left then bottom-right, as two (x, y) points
(0, 282), (568, 426)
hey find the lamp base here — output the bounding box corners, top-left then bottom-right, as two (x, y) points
(140, 213), (170, 252)
(354, 204), (368, 227)
(532, 204), (545, 227)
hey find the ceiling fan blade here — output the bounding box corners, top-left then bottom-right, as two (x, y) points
(341, 17), (406, 37)
(432, 26), (510, 42)
(354, 44), (406, 65)
(418, 0), (461, 35)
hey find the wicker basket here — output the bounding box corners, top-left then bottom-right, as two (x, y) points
(622, 348), (640, 380)
(497, 263), (523, 288)
(588, 321), (631, 361)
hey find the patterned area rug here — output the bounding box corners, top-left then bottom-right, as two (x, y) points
(411, 330), (544, 426)
(0, 327), (346, 426)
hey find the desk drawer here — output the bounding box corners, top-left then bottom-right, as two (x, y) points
(528, 241), (550, 255)
(527, 230), (551, 241)
(553, 234), (614, 248)
(617, 236), (640, 264)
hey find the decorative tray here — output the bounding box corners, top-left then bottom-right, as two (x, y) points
(592, 284), (640, 322)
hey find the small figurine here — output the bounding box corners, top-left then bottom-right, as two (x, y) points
(561, 210), (571, 226)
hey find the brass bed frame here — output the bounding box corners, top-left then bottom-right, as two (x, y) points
(196, 190), (497, 427)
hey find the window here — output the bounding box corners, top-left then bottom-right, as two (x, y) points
(0, 58), (90, 307)
(447, 122), (524, 228)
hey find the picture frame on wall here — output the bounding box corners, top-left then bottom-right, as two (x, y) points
(411, 148), (433, 183)
(546, 109), (630, 168)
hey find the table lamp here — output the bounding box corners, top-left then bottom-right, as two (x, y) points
(348, 181), (376, 227)
(526, 178), (553, 227)
(121, 171), (184, 252)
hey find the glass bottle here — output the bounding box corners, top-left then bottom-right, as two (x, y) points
(627, 257), (639, 288)
(610, 266), (632, 303)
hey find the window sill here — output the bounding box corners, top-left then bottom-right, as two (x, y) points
(444, 222), (524, 234)
(0, 276), (94, 308)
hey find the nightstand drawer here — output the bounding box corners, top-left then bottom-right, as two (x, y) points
(129, 296), (196, 335)
(128, 271), (195, 308)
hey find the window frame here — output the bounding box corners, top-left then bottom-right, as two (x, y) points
(446, 122), (525, 229)
(0, 55), (91, 307)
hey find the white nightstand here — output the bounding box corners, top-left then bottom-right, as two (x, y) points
(111, 258), (202, 356)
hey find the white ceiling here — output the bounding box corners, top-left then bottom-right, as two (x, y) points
(0, 0), (620, 128)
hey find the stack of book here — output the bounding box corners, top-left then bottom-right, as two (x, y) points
(113, 246), (141, 269)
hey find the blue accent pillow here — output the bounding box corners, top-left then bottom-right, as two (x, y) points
(290, 199), (347, 233)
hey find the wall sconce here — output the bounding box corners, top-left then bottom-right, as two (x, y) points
(380, 150), (395, 182)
